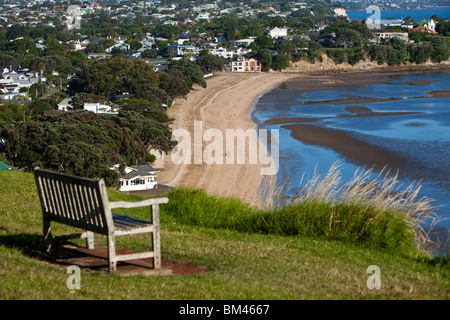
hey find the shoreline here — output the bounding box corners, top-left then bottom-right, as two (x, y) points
(157, 66), (449, 208)
(157, 72), (299, 208)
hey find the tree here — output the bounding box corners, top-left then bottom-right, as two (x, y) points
(169, 58), (206, 89)
(257, 49), (273, 71)
(141, 48), (157, 59)
(272, 54), (290, 71)
(127, 38), (143, 51)
(84, 56), (160, 96)
(334, 28), (362, 48)
(158, 68), (190, 98)
(220, 14), (238, 42)
(409, 43), (432, 64)
(196, 53), (226, 73)
(430, 38), (450, 62)
(254, 35), (274, 49)
(275, 39), (295, 55)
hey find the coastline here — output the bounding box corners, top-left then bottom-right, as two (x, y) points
(157, 72), (299, 208)
(157, 65), (449, 208)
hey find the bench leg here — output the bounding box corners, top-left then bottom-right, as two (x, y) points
(107, 234), (116, 273)
(86, 231), (95, 249)
(43, 219), (52, 252)
(152, 204), (161, 269)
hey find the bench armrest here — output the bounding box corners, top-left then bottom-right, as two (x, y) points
(109, 197), (169, 209)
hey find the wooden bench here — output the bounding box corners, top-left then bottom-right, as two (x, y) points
(34, 168), (168, 273)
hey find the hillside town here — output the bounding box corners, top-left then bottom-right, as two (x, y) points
(0, 0), (448, 101)
(0, 0), (449, 188)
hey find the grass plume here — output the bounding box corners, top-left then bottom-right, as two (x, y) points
(164, 163), (443, 257)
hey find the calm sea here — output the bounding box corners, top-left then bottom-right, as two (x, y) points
(253, 72), (450, 237)
(346, 6), (450, 21)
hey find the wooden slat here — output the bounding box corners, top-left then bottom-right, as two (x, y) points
(34, 168), (168, 271)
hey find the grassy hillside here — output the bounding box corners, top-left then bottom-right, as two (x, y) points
(0, 170), (448, 300)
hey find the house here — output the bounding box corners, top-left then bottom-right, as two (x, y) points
(401, 21), (414, 29)
(231, 57), (262, 72)
(83, 103), (118, 115)
(117, 165), (158, 192)
(0, 161), (12, 171)
(57, 97), (74, 111)
(106, 42), (130, 53)
(233, 38), (255, 47)
(269, 27), (288, 38)
(168, 45), (198, 57)
(411, 27), (437, 35)
(209, 46), (251, 59)
(371, 32), (409, 44)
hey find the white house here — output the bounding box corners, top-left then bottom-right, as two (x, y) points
(371, 32), (409, 44)
(269, 27), (288, 38)
(117, 165), (158, 192)
(83, 103), (118, 114)
(208, 46), (251, 59)
(233, 38), (255, 47)
(57, 97), (74, 111)
(168, 45), (198, 56)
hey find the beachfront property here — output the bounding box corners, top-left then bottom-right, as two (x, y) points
(116, 165), (158, 192)
(208, 46), (251, 59)
(230, 57), (262, 72)
(371, 32), (409, 44)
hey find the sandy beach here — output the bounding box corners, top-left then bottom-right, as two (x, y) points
(156, 69), (450, 208)
(157, 72), (299, 208)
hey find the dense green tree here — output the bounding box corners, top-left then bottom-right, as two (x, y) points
(158, 68), (190, 98)
(196, 53), (226, 73)
(409, 43), (432, 64)
(220, 14), (238, 42)
(275, 39), (296, 55)
(169, 58), (206, 89)
(430, 38), (450, 62)
(254, 35), (274, 50)
(81, 56), (160, 96)
(272, 54), (290, 71)
(256, 49), (273, 71)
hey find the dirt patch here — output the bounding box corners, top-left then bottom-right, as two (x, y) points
(24, 243), (207, 276)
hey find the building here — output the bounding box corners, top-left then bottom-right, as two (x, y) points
(411, 27), (437, 35)
(0, 161), (12, 171)
(233, 38), (255, 47)
(57, 97), (74, 111)
(231, 57), (262, 72)
(209, 46), (251, 59)
(117, 165), (158, 192)
(83, 103), (118, 115)
(371, 32), (409, 44)
(168, 45), (198, 57)
(269, 27), (288, 38)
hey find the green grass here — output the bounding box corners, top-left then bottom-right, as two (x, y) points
(0, 170), (449, 300)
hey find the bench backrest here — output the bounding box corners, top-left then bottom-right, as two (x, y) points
(34, 169), (113, 235)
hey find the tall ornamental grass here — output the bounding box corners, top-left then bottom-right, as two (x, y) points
(163, 163), (441, 257)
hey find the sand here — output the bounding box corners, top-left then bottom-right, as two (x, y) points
(157, 72), (299, 208)
(156, 70), (450, 208)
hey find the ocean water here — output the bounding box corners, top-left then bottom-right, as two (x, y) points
(253, 72), (450, 235)
(346, 6), (450, 22)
